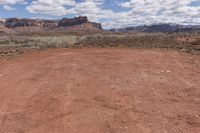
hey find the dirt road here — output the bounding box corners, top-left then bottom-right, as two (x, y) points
(0, 48), (200, 133)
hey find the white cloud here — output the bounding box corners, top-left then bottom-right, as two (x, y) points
(26, 0), (76, 16)
(2, 0), (200, 28)
(3, 5), (15, 10)
(25, 0), (200, 28)
(0, 0), (26, 5)
(0, 0), (26, 11)
(73, 0), (106, 21)
(114, 0), (200, 28)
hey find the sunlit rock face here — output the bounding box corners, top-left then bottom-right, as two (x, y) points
(4, 16), (102, 30)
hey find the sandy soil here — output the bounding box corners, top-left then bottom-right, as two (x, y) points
(0, 48), (200, 133)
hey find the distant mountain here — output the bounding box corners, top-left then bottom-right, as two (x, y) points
(110, 24), (200, 32)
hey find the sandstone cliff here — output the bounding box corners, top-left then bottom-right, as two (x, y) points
(58, 16), (88, 27)
(4, 16), (102, 31)
(5, 18), (58, 28)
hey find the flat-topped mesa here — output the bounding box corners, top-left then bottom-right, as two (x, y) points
(4, 16), (102, 31)
(5, 18), (58, 28)
(5, 18), (33, 27)
(58, 16), (88, 27)
(58, 16), (102, 30)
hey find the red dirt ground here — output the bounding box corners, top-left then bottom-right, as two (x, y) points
(0, 48), (200, 133)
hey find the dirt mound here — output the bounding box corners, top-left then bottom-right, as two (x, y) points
(0, 48), (199, 133)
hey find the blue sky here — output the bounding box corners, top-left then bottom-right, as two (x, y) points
(0, 0), (200, 28)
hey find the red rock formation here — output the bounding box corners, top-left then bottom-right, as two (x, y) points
(5, 16), (102, 30)
(89, 22), (102, 30)
(6, 18), (35, 28)
(5, 18), (58, 28)
(58, 16), (88, 27)
(42, 20), (59, 28)
(58, 16), (102, 30)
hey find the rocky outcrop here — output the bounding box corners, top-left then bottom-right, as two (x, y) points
(58, 16), (102, 30)
(58, 16), (88, 27)
(89, 22), (102, 30)
(5, 18), (38, 28)
(5, 18), (58, 28)
(4, 16), (102, 31)
(42, 20), (59, 28)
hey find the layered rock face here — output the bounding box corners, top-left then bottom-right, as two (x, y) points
(4, 16), (102, 30)
(42, 20), (59, 28)
(5, 18), (58, 28)
(89, 22), (102, 30)
(58, 16), (88, 27)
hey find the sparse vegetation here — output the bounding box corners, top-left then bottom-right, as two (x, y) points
(0, 33), (199, 58)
